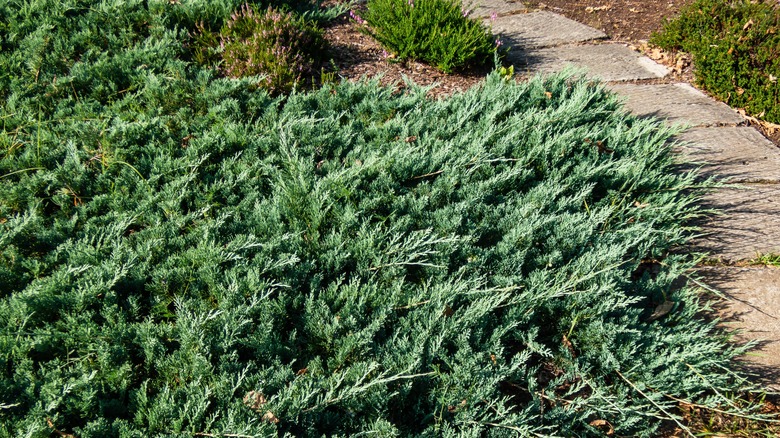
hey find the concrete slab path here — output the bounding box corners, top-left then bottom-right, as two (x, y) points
(608, 83), (745, 126)
(676, 128), (780, 183)
(482, 2), (780, 388)
(696, 266), (780, 391)
(470, 0), (527, 18)
(691, 185), (780, 262)
(489, 11), (606, 49)
(510, 43), (669, 82)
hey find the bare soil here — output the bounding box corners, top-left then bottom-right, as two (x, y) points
(523, 0), (696, 42)
(324, 16), (491, 99)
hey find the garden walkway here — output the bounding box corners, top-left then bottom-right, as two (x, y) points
(476, 0), (780, 390)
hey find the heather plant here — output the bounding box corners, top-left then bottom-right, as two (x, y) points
(651, 0), (780, 123)
(213, 4), (327, 94)
(358, 0), (498, 73)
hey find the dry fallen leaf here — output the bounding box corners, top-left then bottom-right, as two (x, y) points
(589, 419), (615, 435)
(262, 411), (280, 424)
(596, 141), (613, 154)
(243, 391), (267, 411)
(46, 418), (75, 438)
(647, 300), (674, 322)
(675, 58), (685, 74)
(562, 334), (575, 356)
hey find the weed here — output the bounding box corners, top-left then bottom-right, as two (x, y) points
(748, 253), (780, 266)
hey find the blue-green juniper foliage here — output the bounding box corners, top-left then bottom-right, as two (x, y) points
(0, 0), (756, 436)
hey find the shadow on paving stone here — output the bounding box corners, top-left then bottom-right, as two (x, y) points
(469, 0), (528, 19)
(673, 156), (780, 184)
(508, 44), (668, 82)
(607, 83), (745, 127)
(494, 35), (531, 55)
(738, 351), (780, 394)
(489, 11), (606, 50)
(672, 127), (780, 184)
(686, 185), (780, 263)
(620, 108), (686, 127)
(690, 267), (780, 391)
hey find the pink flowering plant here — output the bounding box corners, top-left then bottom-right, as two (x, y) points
(196, 3), (326, 95)
(359, 0), (499, 73)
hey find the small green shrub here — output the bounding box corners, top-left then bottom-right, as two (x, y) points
(358, 0), (497, 73)
(652, 0), (780, 123)
(213, 3), (327, 94)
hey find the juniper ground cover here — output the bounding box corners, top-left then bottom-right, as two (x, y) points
(0, 0), (763, 436)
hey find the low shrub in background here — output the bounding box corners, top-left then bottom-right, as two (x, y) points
(359, 0), (497, 73)
(651, 0), (780, 124)
(214, 4), (326, 94)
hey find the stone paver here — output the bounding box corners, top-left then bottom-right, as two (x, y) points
(607, 83), (745, 127)
(489, 11), (607, 49)
(695, 266), (780, 390)
(509, 43), (668, 81)
(469, 0), (527, 18)
(675, 127), (780, 183)
(690, 184), (780, 262)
